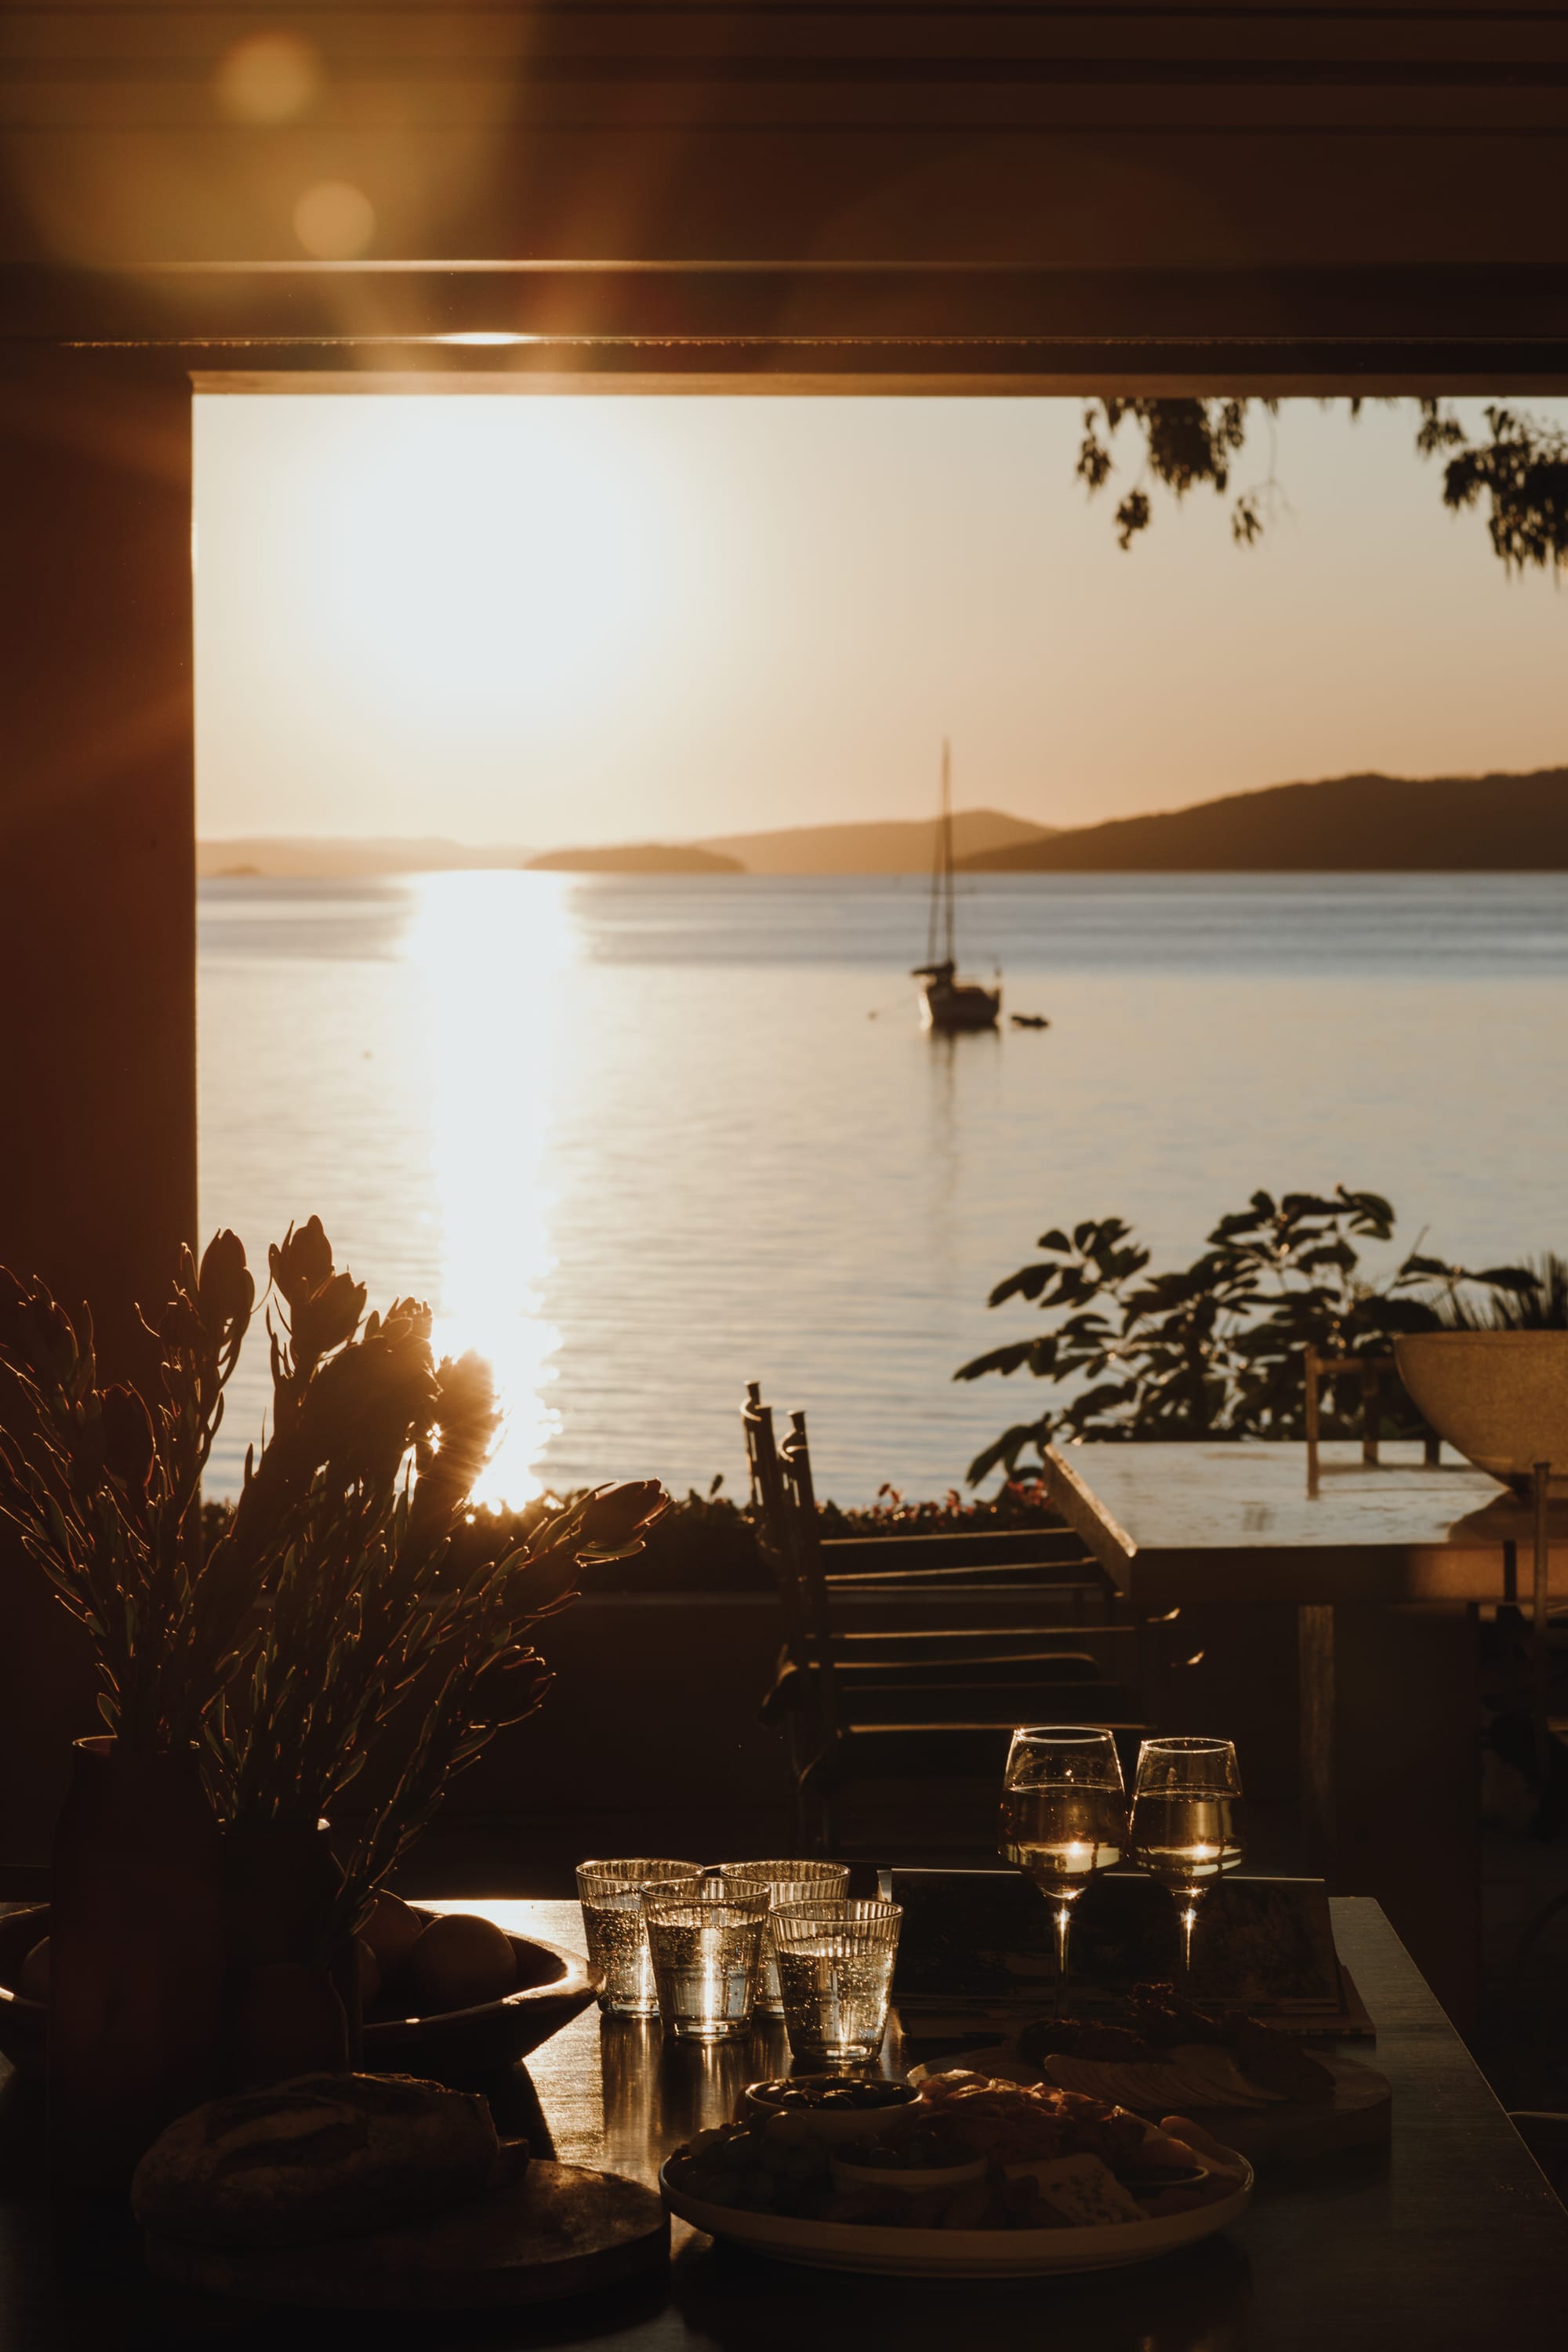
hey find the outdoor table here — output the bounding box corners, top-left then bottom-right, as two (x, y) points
(2, 1893), (1565, 2350)
(1041, 1439), (1568, 2025)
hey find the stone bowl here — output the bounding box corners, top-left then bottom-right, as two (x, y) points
(1394, 1330), (1568, 1489)
(0, 1902), (599, 2085)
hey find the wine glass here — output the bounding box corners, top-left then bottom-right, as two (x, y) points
(999, 1726), (1127, 2007)
(1129, 1736), (1246, 1976)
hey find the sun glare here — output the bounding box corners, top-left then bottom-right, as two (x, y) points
(405, 869), (577, 1506)
(293, 401), (670, 727)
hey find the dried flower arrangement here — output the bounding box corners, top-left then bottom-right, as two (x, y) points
(0, 1217), (667, 1921)
(1, 1217), (666, 2159)
(0, 1235), (260, 1751)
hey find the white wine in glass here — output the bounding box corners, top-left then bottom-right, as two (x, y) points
(999, 1726), (1127, 2005)
(1129, 1737), (1245, 1975)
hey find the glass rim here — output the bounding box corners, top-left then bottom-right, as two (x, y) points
(641, 1884), (771, 1922)
(770, 1897), (902, 1926)
(715, 1859), (849, 1881)
(1137, 1737), (1238, 1755)
(576, 1857), (703, 1883)
(1009, 1724), (1121, 1742)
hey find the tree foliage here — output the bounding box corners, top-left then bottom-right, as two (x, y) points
(956, 1185), (1541, 1483)
(1078, 398), (1568, 574)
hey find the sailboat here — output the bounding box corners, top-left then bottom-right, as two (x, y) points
(912, 741), (1002, 1032)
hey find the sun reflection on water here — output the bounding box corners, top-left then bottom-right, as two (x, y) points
(404, 870), (575, 1505)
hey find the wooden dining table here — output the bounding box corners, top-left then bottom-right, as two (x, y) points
(1040, 1439), (1568, 2027)
(1, 1892), (1564, 2350)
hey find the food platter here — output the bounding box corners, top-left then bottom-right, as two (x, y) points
(913, 2042), (1391, 2168)
(659, 2148), (1252, 2279)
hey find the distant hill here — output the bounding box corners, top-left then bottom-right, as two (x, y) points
(958, 769), (1568, 873)
(527, 843), (743, 875)
(198, 837), (529, 879)
(696, 808), (1053, 874)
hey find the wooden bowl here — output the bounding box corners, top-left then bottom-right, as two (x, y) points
(363, 1911), (601, 2080)
(0, 1904), (599, 2085)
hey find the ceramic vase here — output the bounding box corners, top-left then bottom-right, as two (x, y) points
(47, 1735), (223, 2187)
(222, 1814), (362, 2089)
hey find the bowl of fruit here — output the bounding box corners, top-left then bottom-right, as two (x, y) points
(0, 1896), (598, 2085)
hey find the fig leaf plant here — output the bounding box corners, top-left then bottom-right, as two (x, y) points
(956, 1183), (1543, 1484)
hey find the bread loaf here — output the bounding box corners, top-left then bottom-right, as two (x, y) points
(132, 2071), (500, 2249)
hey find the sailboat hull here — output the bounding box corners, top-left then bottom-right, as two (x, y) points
(920, 975), (1002, 1032)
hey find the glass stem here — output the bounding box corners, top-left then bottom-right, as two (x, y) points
(1054, 1901), (1073, 2012)
(1178, 1892), (1202, 1976)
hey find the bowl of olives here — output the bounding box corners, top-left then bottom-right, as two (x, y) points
(740, 2074), (922, 2144)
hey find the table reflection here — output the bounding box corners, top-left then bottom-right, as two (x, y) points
(599, 2016), (797, 2173)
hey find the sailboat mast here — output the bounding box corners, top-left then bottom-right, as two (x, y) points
(926, 742), (944, 967)
(941, 738), (956, 967)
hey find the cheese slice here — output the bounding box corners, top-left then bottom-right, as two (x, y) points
(1042, 2056), (1189, 2111)
(1008, 2153), (1145, 2227)
(1168, 2045), (1284, 2108)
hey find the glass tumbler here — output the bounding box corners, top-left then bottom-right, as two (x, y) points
(770, 1898), (902, 2067)
(576, 1859), (703, 2016)
(641, 1882), (770, 2042)
(716, 1860), (850, 2015)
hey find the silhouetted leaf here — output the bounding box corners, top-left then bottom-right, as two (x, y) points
(1473, 1266), (1541, 1293)
(961, 1180), (1563, 1479)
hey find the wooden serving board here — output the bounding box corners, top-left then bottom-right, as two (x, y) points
(144, 2160), (669, 2310)
(915, 2045), (1392, 2169)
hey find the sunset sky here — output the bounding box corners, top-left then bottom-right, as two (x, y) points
(194, 394), (1568, 849)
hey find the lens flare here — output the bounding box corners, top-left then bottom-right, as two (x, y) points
(294, 182), (376, 260)
(216, 34), (323, 125)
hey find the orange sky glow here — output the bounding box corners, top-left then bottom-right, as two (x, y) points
(194, 394), (1568, 849)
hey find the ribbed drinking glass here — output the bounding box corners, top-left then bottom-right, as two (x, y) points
(575, 1858), (703, 2016)
(769, 1897), (902, 2067)
(641, 1882), (770, 2042)
(716, 1859), (850, 2014)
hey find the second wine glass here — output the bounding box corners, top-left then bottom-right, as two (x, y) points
(1129, 1735), (1246, 1976)
(998, 1726), (1127, 2007)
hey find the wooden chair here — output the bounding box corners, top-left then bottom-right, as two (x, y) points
(1303, 1345), (1440, 1479)
(743, 1384), (1158, 1854)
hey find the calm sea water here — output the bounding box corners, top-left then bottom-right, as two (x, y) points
(198, 872), (1568, 1506)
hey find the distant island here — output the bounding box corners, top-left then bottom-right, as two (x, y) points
(526, 843), (743, 875)
(959, 768), (1568, 873)
(198, 768), (1568, 884)
(695, 808), (1054, 874)
(194, 815), (1053, 881)
(196, 837), (532, 880)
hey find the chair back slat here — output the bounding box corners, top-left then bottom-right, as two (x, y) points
(779, 1408), (848, 1744)
(744, 1384), (812, 1673)
(1303, 1345), (1442, 1476)
(821, 1529), (1098, 1572)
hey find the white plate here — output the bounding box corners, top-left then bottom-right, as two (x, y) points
(659, 2151), (1252, 2278)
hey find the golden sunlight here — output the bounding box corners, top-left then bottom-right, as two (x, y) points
(287, 401), (672, 728)
(405, 870), (578, 1505)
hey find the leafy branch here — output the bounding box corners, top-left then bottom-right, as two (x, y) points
(1078, 397), (1568, 574)
(956, 1185), (1541, 1483)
